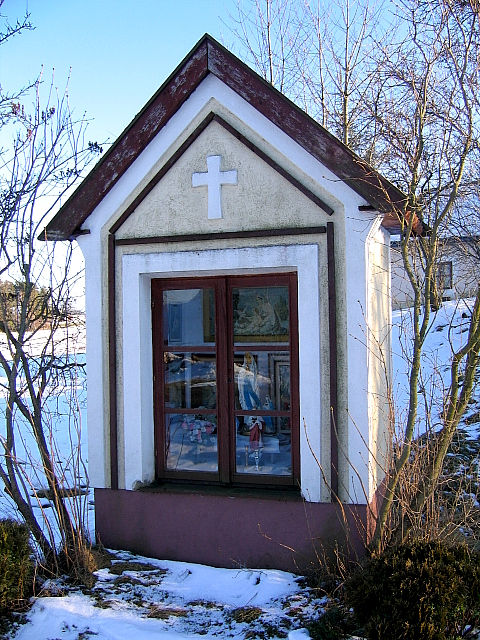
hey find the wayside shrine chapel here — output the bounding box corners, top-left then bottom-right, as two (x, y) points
(43, 35), (410, 573)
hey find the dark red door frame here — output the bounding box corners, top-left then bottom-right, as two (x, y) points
(150, 273), (299, 488)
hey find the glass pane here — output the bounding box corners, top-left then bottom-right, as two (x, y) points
(232, 286), (289, 343)
(235, 417), (291, 476)
(164, 353), (216, 409)
(234, 351), (290, 412)
(163, 288), (215, 346)
(166, 413), (217, 472)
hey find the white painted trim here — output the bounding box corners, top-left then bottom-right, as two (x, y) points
(121, 243), (322, 501)
(76, 232), (107, 488)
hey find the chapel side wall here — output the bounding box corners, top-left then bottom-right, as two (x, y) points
(333, 211), (350, 504)
(344, 211), (391, 504)
(391, 245), (414, 310)
(367, 226), (392, 498)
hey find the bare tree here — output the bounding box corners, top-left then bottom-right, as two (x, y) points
(0, 2), (33, 128)
(227, 0), (480, 554)
(225, 0), (304, 94)
(225, 0), (396, 155)
(300, 0), (396, 151)
(0, 64), (102, 572)
(366, 0), (480, 552)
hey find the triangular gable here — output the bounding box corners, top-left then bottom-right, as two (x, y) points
(110, 112), (334, 240)
(42, 34), (416, 240)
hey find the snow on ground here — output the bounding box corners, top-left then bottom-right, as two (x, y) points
(0, 324), (86, 360)
(392, 299), (480, 439)
(0, 324), (323, 639)
(9, 550), (323, 640)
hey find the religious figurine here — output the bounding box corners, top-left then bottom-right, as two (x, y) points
(238, 351), (261, 412)
(238, 352), (264, 467)
(249, 417), (263, 471)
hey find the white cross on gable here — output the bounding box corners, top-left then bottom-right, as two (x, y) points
(192, 155), (238, 219)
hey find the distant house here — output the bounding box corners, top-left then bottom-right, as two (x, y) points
(391, 237), (480, 310)
(42, 35), (415, 572)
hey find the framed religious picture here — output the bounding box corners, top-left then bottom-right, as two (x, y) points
(232, 286), (290, 343)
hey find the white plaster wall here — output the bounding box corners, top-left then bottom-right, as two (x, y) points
(117, 120), (331, 240)
(121, 244), (322, 501)
(366, 221), (392, 500)
(78, 72), (382, 503)
(343, 209), (384, 504)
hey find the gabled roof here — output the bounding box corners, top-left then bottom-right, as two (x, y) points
(42, 34), (415, 241)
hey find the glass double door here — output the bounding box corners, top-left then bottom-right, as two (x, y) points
(152, 273), (299, 486)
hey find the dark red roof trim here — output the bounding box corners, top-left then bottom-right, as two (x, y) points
(42, 34), (412, 240)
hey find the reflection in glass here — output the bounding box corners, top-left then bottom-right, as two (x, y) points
(234, 349), (292, 477)
(163, 288), (215, 346)
(235, 417), (291, 476)
(233, 286), (289, 343)
(166, 413), (217, 472)
(164, 353), (216, 409)
(234, 352), (290, 411)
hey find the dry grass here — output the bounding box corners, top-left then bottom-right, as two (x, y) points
(230, 606), (263, 623)
(147, 605), (189, 619)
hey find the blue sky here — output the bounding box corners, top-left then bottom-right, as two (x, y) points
(1, 0), (238, 147)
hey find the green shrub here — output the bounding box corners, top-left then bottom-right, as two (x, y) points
(345, 540), (480, 640)
(0, 519), (33, 612)
(307, 606), (354, 640)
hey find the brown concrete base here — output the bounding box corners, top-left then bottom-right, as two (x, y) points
(94, 487), (367, 574)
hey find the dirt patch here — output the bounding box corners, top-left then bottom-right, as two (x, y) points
(108, 561), (162, 575)
(76, 631), (99, 639)
(112, 576), (144, 587)
(147, 605), (189, 619)
(92, 597), (115, 610)
(188, 599), (223, 610)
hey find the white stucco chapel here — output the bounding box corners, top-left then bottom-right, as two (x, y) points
(44, 35), (406, 572)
